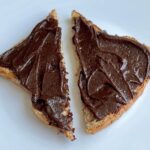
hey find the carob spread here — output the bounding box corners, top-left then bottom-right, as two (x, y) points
(73, 16), (150, 120)
(0, 15), (73, 131)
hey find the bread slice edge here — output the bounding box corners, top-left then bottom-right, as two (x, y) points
(83, 79), (149, 134)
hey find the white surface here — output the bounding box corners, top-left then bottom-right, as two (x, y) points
(0, 0), (150, 150)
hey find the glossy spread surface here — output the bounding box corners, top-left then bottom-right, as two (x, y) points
(73, 16), (150, 120)
(0, 15), (73, 131)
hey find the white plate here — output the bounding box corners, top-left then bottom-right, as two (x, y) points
(0, 0), (150, 150)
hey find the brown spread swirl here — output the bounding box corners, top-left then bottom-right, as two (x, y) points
(0, 16), (73, 131)
(73, 17), (150, 120)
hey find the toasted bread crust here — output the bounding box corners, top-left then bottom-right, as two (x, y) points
(72, 10), (150, 49)
(83, 80), (148, 134)
(33, 107), (74, 140)
(72, 10), (150, 134)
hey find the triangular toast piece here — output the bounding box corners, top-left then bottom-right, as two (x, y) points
(72, 10), (150, 134)
(0, 10), (75, 140)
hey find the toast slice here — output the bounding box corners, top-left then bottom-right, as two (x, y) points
(72, 10), (150, 134)
(0, 10), (75, 140)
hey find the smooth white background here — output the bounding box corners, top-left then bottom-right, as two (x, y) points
(0, 0), (150, 150)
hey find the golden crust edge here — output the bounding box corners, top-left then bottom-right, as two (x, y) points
(0, 67), (75, 141)
(48, 9), (57, 20)
(72, 10), (150, 49)
(83, 79), (149, 134)
(33, 108), (75, 141)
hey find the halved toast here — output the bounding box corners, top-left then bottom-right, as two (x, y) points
(72, 10), (150, 134)
(0, 10), (75, 140)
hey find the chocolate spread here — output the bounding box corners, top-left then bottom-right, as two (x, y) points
(0, 16), (73, 131)
(73, 17), (150, 120)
